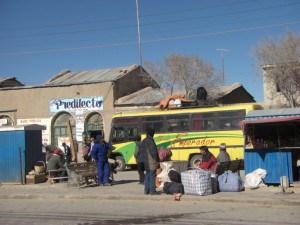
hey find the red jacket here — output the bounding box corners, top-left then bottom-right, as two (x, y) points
(199, 154), (217, 171)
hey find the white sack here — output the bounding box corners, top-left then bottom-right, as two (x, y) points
(244, 168), (267, 189)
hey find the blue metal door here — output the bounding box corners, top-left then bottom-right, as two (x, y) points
(0, 131), (25, 183)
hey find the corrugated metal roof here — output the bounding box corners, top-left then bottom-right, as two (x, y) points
(43, 64), (139, 86)
(0, 77), (10, 83)
(115, 88), (168, 105)
(115, 83), (246, 106)
(0, 77), (15, 83)
(188, 83), (254, 100)
(245, 108), (300, 120)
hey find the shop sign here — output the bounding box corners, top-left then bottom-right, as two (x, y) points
(76, 124), (84, 142)
(75, 110), (84, 142)
(17, 118), (51, 146)
(0, 119), (7, 126)
(49, 97), (103, 113)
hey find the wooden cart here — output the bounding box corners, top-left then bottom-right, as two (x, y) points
(67, 161), (98, 188)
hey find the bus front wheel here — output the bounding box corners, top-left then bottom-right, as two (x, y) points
(189, 155), (202, 168)
(115, 156), (126, 171)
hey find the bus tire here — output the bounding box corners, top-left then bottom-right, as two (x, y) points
(115, 156), (126, 171)
(189, 155), (202, 169)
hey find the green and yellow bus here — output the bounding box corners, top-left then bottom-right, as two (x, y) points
(109, 103), (262, 171)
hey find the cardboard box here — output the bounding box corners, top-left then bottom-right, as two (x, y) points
(26, 174), (46, 184)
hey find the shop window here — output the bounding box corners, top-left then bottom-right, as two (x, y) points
(86, 113), (103, 131)
(52, 112), (75, 146)
(0, 115), (14, 126)
(85, 113), (103, 139)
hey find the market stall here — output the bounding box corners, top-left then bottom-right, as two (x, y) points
(240, 108), (300, 185)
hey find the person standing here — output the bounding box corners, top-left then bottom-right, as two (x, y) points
(134, 135), (144, 184)
(141, 128), (160, 195)
(62, 142), (71, 165)
(91, 135), (115, 186)
(82, 143), (91, 162)
(216, 143), (231, 163)
(199, 145), (217, 171)
(88, 137), (95, 161)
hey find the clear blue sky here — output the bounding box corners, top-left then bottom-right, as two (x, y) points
(0, 0), (299, 102)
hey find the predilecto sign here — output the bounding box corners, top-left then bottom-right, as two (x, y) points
(50, 97), (103, 112)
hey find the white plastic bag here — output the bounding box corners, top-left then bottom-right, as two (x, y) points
(157, 162), (175, 188)
(244, 168), (267, 189)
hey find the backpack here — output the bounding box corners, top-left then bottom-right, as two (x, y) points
(158, 147), (172, 162)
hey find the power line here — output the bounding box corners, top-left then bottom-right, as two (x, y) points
(140, 2), (300, 28)
(0, 0), (257, 32)
(1, 2), (299, 39)
(143, 21), (300, 43)
(1, 12), (298, 50)
(0, 20), (299, 56)
(141, 0), (258, 18)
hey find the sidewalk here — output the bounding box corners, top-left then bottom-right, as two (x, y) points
(1, 171), (299, 207)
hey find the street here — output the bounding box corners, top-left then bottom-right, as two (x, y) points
(0, 198), (299, 225)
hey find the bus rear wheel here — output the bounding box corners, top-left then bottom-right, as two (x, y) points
(115, 156), (126, 171)
(189, 155), (202, 169)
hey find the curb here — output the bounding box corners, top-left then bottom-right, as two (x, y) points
(1, 194), (300, 207)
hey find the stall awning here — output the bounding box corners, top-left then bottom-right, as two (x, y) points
(240, 108), (300, 134)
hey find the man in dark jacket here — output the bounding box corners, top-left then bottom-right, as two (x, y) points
(62, 142), (72, 165)
(141, 128), (160, 195)
(134, 135), (144, 184)
(91, 135), (115, 186)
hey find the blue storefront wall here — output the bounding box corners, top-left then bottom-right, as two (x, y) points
(0, 130), (25, 183)
(244, 149), (293, 184)
(0, 125), (45, 184)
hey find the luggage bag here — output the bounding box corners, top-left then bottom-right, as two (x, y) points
(181, 169), (212, 196)
(218, 170), (244, 192)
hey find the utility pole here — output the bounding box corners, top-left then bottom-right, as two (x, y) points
(216, 48), (229, 85)
(136, 0), (143, 66)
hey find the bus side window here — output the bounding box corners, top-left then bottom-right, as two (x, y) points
(142, 116), (163, 133)
(127, 127), (139, 141)
(192, 114), (203, 131)
(218, 110), (245, 130)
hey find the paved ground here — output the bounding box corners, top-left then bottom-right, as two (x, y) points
(1, 198), (299, 225)
(0, 170), (299, 207)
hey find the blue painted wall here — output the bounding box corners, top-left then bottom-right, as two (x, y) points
(0, 131), (25, 183)
(0, 129), (44, 184)
(244, 149), (293, 184)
